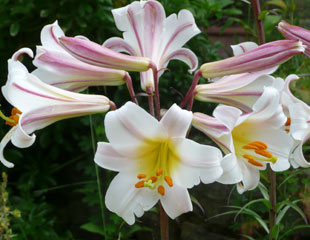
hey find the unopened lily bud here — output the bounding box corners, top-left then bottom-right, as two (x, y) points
(59, 36), (152, 72)
(277, 20), (310, 57)
(200, 40), (305, 78)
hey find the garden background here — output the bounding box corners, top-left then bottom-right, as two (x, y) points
(1, 0), (310, 239)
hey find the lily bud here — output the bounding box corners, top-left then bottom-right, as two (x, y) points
(277, 20), (310, 57)
(200, 40), (305, 78)
(59, 36), (152, 72)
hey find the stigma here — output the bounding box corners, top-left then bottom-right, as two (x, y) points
(242, 141), (277, 167)
(134, 168), (174, 196)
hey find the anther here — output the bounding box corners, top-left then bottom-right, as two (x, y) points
(255, 149), (272, 158)
(137, 173), (147, 179)
(135, 181), (145, 188)
(243, 145), (259, 150)
(157, 185), (165, 196)
(164, 176), (173, 187)
(243, 155), (264, 167)
(285, 117), (291, 126)
(5, 115), (19, 127)
(148, 176), (157, 183)
(156, 168), (163, 176)
(248, 141), (267, 150)
(285, 128), (290, 133)
(11, 108), (22, 115)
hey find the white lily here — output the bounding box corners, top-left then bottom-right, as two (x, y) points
(0, 48), (111, 167)
(193, 87), (293, 193)
(195, 42), (280, 112)
(103, 0), (200, 91)
(32, 21), (127, 92)
(94, 102), (223, 224)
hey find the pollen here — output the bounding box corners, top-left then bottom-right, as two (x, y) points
(164, 176), (173, 187)
(137, 173), (147, 179)
(5, 115), (19, 127)
(157, 185), (165, 196)
(135, 180), (145, 188)
(11, 108), (22, 115)
(285, 117), (291, 126)
(255, 149), (272, 158)
(243, 155), (264, 167)
(248, 141), (267, 150)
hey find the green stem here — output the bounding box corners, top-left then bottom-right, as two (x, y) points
(89, 114), (107, 239)
(269, 167), (277, 240)
(160, 204), (169, 240)
(251, 0), (265, 44)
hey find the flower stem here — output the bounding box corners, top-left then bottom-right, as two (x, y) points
(251, 0), (265, 45)
(160, 204), (169, 240)
(146, 87), (155, 117)
(268, 167), (276, 240)
(180, 70), (202, 109)
(124, 72), (139, 105)
(150, 63), (161, 120)
(89, 114), (107, 239)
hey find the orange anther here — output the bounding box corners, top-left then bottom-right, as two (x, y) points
(285, 128), (290, 133)
(135, 181), (145, 188)
(248, 141), (267, 150)
(255, 149), (272, 158)
(285, 117), (291, 126)
(243, 145), (259, 150)
(164, 176), (173, 187)
(11, 108), (22, 115)
(137, 173), (147, 179)
(243, 154), (254, 161)
(248, 158), (264, 167)
(148, 176), (157, 183)
(157, 185), (165, 196)
(5, 115), (19, 127)
(156, 168), (163, 176)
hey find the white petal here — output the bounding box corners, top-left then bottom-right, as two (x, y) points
(217, 153), (242, 184)
(103, 37), (138, 55)
(0, 127), (17, 168)
(105, 172), (158, 225)
(160, 184), (192, 219)
(160, 104), (192, 138)
(231, 41), (258, 56)
(292, 138), (310, 168)
(172, 138), (222, 188)
(40, 21), (67, 53)
(213, 105), (242, 131)
(95, 142), (134, 171)
(237, 162), (260, 194)
(105, 102), (163, 156)
(289, 102), (310, 140)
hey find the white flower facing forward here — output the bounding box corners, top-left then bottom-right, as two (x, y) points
(193, 87), (293, 193)
(32, 21), (127, 92)
(103, 0), (200, 91)
(0, 48), (111, 168)
(195, 42), (280, 112)
(94, 102), (223, 224)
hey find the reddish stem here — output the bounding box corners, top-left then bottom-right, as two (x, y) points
(180, 70), (202, 108)
(124, 72), (138, 105)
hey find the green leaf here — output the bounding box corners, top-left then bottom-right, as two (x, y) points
(258, 182), (269, 201)
(190, 194), (205, 214)
(279, 168), (310, 188)
(266, 0), (287, 10)
(272, 224), (280, 239)
(9, 22), (20, 37)
(279, 225), (310, 240)
(258, 10), (270, 20)
(80, 223), (105, 236)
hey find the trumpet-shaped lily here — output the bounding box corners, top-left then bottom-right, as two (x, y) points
(193, 87), (293, 193)
(103, 0), (200, 91)
(0, 48), (111, 167)
(277, 21), (310, 57)
(200, 40), (305, 78)
(32, 21), (128, 92)
(94, 102), (223, 224)
(195, 42), (280, 112)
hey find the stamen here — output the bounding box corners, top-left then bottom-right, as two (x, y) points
(255, 149), (272, 158)
(135, 181), (145, 188)
(164, 176), (173, 187)
(156, 168), (163, 176)
(243, 155), (264, 167)
(285, 128), (290, 133)
(285, 117), (291, 126)
(157, 185), (165, 196)
(247, 141), (267, 150)
(137, 173), (147, 179)
(243, 145), (259, 150)
(148, 176), (157, 183)
(11, 108), (22, 115)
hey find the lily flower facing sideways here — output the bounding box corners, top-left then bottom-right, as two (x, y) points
(193, 87), (293, 193)
(32, 21), (132, 92)
(0, 48), (111, 168)
(103, 0), (200, 91)
(94, 102), (223, 224)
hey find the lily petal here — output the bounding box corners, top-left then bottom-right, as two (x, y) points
(0, 127), (17, 168)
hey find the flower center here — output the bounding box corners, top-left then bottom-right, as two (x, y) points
(0, 107), (22, 127)
(134, 138), (179, 196)
(242, 141), (277, 167)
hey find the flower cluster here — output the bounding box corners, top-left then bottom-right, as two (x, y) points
(1, 0), (310, 226)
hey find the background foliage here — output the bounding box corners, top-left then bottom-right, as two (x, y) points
(1, 0), (310, 239)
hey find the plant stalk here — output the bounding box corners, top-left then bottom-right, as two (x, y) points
(268, 167), (277, 240)
(180, 70), (202, 109)
(251, 0), (265, 45)
(160, 204), (169, 240)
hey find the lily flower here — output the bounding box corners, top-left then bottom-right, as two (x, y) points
(103, 0), (200, 91)
(32, 21), (128, 92)
(193, 87), (293, 193)
(0, 48), (111, 167)
(200, 40), (305, 78)
(94, 102), (223, 224)
(279, 74), (310, 168)
(195, 42), (281, 112)
(277, 20), (310, 57)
